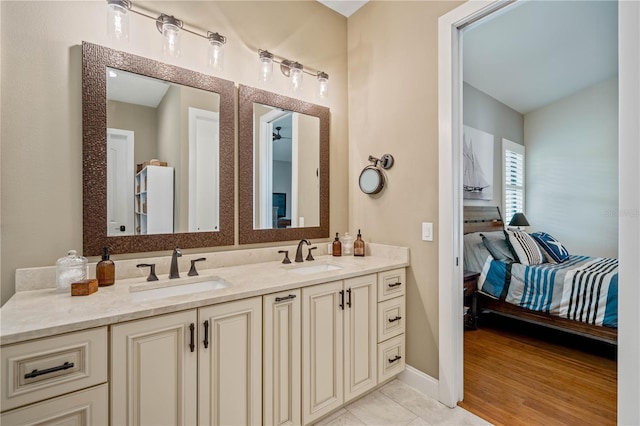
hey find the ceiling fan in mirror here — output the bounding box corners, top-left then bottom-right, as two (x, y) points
(272, 126), (291, 141)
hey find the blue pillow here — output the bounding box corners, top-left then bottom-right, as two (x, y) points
(531, 232), (570, 263)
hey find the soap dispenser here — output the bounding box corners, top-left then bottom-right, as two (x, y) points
(354, 229), (365, 257)
(332, 232), (342, 256)
(96, 246), (115, 287)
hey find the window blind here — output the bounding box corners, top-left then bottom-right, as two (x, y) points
(502, 140), (525, 224)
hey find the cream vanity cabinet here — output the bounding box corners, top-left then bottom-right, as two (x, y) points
(263, 290), (301, 426)
(0, 327), (108, 425)
(301, 274), (378, 425)
(111, 297), (262, 426)
(376, 268), (406, 381)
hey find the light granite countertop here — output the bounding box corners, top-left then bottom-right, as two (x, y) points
(1, 244), (409, 346)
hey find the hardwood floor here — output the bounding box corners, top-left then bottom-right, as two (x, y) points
(459, 314), (617, 426)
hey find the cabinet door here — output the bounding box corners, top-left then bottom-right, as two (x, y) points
(1, 383), (108, 426)
(343, 274), (377, 402)
(199, 297), (262, 426)
(302, 281), (344, 425)
(111, 310), (198, 426)
(263, 290), (301, 426)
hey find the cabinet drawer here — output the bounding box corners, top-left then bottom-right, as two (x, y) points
(1, 383), (108, 425)
(377, 268), (406, 302)
(1, 327), (107, 412)
(377, 335), (405, 383)
(377, 297), (405, 343)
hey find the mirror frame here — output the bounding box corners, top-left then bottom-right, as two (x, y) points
(82, 42), (235, 256)
(238, 84), (330, 244)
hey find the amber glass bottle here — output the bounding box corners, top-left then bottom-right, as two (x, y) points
(332, 232), (342, 256)
(354, 229), (365, 257)
(96, 246), (115, 286)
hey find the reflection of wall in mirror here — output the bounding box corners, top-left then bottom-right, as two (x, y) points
(296, 114), (320, 227)
(253, 104), (275, 228)
(107, 101), (158, 164)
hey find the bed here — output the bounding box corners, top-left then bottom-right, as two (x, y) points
(463, 206), (618, 345)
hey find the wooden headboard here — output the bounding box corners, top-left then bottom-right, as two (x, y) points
(464, 206), (505, 234)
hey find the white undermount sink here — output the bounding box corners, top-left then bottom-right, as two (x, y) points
(129, 275), (232, 301)
(287, 262), (343, 275)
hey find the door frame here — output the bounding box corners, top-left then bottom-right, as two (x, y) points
(437, 1), (639, 422)
(106, 127), (135, 236)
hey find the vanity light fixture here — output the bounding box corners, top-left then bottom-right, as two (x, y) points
(258, 50), (274, 82)
(105, 0), (227, 66)
(257, 49), (330, 98)
(106, 0), (131, 41)
(157, 14), (182, 57)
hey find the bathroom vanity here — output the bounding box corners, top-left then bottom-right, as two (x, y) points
(0, 244), (408, 425)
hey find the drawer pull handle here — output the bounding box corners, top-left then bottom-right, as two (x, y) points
(275, 294), (296, 303)
(388, 316), (402, 323)
(347, 288), (352, 308)
(24, 361), (74, 379)
(189, 323), (195, 352)
(388, 355), (402, 363)
(388, 282), (402, 288)
(203, 320), (210, 349)
(339, 290), (345, 310)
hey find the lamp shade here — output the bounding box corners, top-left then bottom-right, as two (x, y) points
(509, 213), (530, 227)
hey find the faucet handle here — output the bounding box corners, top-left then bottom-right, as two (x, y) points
(278, 250), (291, 264)
(306, 246), (317, 261)
(136, 263), (158, 281)
(188, 258), (206, 276)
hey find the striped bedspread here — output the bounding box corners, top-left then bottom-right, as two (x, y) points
(478, 255), (618, 328)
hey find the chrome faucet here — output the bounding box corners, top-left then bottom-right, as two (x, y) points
(295, 239), (311, 263)
(169, 248), (182, 279)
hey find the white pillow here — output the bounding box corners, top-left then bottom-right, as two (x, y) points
(504, 229), (544, 265)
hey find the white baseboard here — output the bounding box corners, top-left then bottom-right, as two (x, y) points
(398, 365), (439, 400)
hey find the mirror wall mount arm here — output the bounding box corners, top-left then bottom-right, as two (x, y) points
(82, 41), (235, 256)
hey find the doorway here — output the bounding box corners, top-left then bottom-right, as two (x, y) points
(437, 0), (639, 423)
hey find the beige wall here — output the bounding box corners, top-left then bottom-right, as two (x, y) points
(107, 100), (159, 165)
(348, 1), (462, 378)
(525, 77), (619, 258)
(0, 1), (348, 305)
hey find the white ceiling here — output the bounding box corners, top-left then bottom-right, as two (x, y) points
(463, 0), (618, 114)
(107, 68), (170, 108)
(317, 0), (368, 17)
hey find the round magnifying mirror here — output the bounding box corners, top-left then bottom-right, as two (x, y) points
(359, 166), (384, 194)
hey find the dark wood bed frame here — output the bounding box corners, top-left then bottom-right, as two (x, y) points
(463, 206), (617, 345)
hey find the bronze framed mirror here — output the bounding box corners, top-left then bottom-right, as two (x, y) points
(82, 42), (235, 256)
(238, 85), (330, 244)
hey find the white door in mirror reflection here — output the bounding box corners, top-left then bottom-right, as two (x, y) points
(107, 128), (135, 236)
(189, 108), (219, 232)
(255, 108), (319, 230)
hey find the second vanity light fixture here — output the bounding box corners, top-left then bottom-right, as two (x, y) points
(258, 49), (329, 99)
(106, 0), (227, 70)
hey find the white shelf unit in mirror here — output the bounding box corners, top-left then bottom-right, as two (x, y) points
(134, 166), (174, 235)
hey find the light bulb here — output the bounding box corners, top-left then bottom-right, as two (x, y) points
(259, 50), (273, 82)
(162, 23), (181, 57)
(106, 0), (130, 41)
(207, 32), (226, 72)
(290, 62), (303, 93)
(317, 72), (329, 98)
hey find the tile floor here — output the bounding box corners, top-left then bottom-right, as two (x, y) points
(315, 380), (491, 426)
